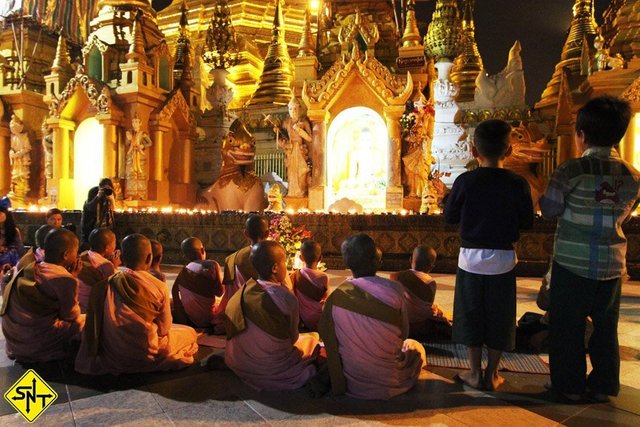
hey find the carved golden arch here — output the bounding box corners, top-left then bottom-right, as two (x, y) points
(302, 54), (413, 210)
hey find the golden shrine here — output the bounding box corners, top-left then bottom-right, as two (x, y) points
(0, 0), (639, 213)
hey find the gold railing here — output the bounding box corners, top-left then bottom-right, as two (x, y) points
(255, 150), (287, 181)
(541, 144), (557, 178)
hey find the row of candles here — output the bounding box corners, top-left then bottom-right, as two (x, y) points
(17, 204), (443, 216)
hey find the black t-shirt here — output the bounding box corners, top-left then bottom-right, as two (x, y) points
(444, 167), (534, 249)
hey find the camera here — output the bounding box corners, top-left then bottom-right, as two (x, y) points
(101, 186), (114, 196)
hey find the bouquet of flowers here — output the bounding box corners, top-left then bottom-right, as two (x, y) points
(268, 213), (312, 269)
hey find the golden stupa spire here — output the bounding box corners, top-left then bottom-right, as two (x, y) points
(51, 30), (72, 75)
(537, 0), (596, 108)
(174, 1), (193, 92)
(609, 0), (640, 60)
(451, 0), (483, 103)
(126, 12), (146, 64)
(249, 0), (293, 106)
(297, 8), (316, 58)
(401, 0), (422, 48)
(424, 0), (463, 62)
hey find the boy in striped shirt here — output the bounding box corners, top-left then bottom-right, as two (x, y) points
(540, 96), (640, 402)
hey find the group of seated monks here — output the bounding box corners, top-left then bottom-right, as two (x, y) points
(0, 214), (450, 400)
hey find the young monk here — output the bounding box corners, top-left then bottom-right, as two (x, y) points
(75, 233), (198, 375)
(45, 208), (63, 229)
(172, 237), (223, 329)
(149, 239), (165, 282)
(77, 228), (120, 313)
(14, 224), (53, 272)
(290, 240), (328, 331)
(389, 246), (450, 339)
(318, 233), (426, 400)
(1, 228), (85, 363)
(217, 215), (269, 325)
(224, 240), (319, 391)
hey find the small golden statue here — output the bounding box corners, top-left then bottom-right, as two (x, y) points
(266, 184), (285, 212)
(125, 114), (153, 200)
(9, 115), (31, 202)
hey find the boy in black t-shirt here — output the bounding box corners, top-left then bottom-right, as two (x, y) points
(445, 119), (534, 390)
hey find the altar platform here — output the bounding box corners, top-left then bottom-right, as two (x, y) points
(0, 269), (638, 426)
(12, 211), (640, 279)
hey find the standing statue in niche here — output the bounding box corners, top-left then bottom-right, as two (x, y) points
(275, 95), (312, 198)
(205, 69), (234, 119)
(401, 91), (434, 198)
(125, 114), (152, 200)
(9, 115), (31, 201)
(41, 122), (54, 181)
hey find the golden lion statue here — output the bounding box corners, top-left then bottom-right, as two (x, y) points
(504, 122), (551, 211)
(200, 119), (266, 211)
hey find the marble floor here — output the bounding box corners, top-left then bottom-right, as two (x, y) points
(0, 269), (638, 426)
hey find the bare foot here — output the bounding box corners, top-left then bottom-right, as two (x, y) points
(484, 370), (505, 391)
(456, 370), (483, 389)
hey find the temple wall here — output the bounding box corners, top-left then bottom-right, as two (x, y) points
(13, 211), (640, 280)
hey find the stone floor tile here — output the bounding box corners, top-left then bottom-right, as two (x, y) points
(445, 406), (558, 427)
(0, 401), (74, 427)
(164, 400), (268, 426)
(563, 404), (640, 427)
(70, 389), (163, 426)
(111, 413), (174, 427)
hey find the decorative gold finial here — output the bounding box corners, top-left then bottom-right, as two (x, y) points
(537, 0), (597, 108)
(298, 8), (316, 58)
(51, 30), (72, 74)
(451, 0), (483, 102)
(202, 0), (240, 69)
(249, 0), (293, 106)
(174, 1), (193, 91)
(401, 0), (422, 48)
(126, 12), (146, 64)
(424, 0), (463, 62)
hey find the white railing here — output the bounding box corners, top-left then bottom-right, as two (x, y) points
(255, 150), (287, 181)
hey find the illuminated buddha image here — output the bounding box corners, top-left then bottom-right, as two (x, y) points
(327, 107), (388, 209)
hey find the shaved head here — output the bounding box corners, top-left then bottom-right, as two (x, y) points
(35, 224), (54, 249)
(300, 240), (321, 265)
(88, 228), (116, 253)
(411, 246), (437, 272)
(250, 240), (286, 280)
(44, 228), (79, 265)
(181, 237), (205, 262)
(245, 214), (269, 243)
(341, 233), (381, 278)
(121, 233), (152, 270)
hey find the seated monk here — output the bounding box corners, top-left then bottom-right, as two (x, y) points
(1, 228), (85, 363)
(389, 246), (451, 340)
(149, 239), (166, 282)
(290, 240), (328, 331)
(77, 228), (120, 313)
(13, 224), (52, 274)
(224, 240), (320, 391)
(75, 233), (198, 375)
(172, 237), (223, 329)
(218, 215), (269, 328)
(318, 233), (426, 400)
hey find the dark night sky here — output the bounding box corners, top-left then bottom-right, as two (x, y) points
(152, 0), (610, 106)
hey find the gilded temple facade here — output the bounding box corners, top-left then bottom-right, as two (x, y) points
(2, 0), (640, 211)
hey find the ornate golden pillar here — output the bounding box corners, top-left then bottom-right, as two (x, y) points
(149, 122), (170, 204)
(620, 112), (640, 170)
(384, 105), (405, 210)
(100, 120), (119, 179)
(49, 118), (76, 209)
(307, 109), (329, 210)
(0, 122), (10, 195)
(180, 131), (193, 184)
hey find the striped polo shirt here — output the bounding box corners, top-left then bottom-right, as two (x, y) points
(540, 146), (640, 280)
